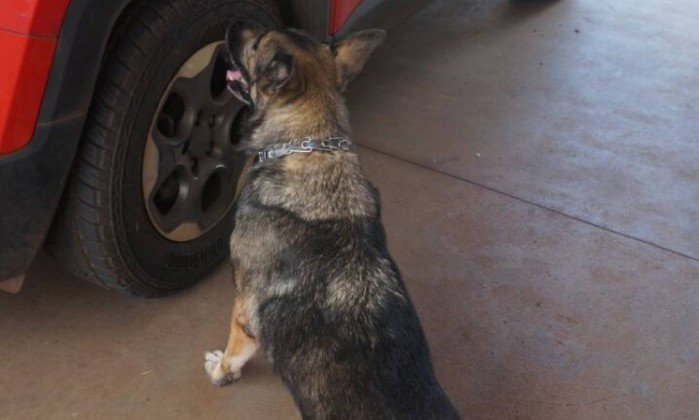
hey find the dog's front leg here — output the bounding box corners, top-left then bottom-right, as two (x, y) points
(205, 294), (258, 386)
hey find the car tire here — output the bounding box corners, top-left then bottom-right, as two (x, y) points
(45, 0), (280, 296)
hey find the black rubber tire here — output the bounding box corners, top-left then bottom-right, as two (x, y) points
(46, 0), (280, 297)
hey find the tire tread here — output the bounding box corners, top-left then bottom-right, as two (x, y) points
(47, 0), (280, 296)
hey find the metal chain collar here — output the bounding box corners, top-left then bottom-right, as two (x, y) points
(256, 136), (352, 164)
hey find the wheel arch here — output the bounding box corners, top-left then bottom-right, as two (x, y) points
(44, 0), (292, 132)
(0, 0), (137, 283)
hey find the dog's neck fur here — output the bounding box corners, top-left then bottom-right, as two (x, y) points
(255, 151), (377, 221)
(247, 88), (377, 221)
(249, 87), (350, 149)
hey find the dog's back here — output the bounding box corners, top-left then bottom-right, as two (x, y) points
(238, 154), (458, 419)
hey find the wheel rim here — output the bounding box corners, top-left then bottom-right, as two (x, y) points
(143, 42), (247, 242)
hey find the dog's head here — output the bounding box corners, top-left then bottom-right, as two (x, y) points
(225, 23), (386, 110)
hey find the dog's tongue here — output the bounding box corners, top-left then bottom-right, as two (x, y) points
(226, 69), (249, 92)
(227, 69), (243, 83)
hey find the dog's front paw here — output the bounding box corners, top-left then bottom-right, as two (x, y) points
(205, 350), (241, 387)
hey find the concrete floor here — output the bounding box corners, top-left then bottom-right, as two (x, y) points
(2, 0), (698, 418)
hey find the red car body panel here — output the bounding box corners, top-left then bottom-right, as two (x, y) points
(0, 0), (70, 154)
(0, 0), (71, 36)
(330, 0), (363, 35)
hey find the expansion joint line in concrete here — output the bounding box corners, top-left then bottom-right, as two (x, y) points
(358, 144), (699, 263)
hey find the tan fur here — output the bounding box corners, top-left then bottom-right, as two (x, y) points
(220, 293), (257, 373)
(260, 152), (377, 220)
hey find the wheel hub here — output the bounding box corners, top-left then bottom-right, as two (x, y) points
(143, 42), (247, 242)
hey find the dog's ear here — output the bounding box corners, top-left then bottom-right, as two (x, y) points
(264, 51), (296, 94)
(332, 29), (386, 91)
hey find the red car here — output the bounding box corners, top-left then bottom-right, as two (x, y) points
(0, 0), (428, 296)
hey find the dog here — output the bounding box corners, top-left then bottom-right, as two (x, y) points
(204, 22), (459, 419)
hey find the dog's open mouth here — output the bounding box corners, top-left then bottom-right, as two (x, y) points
(226, 66), (251, 104)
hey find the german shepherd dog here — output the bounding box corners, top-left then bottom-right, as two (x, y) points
(204, 22), (459, 419)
